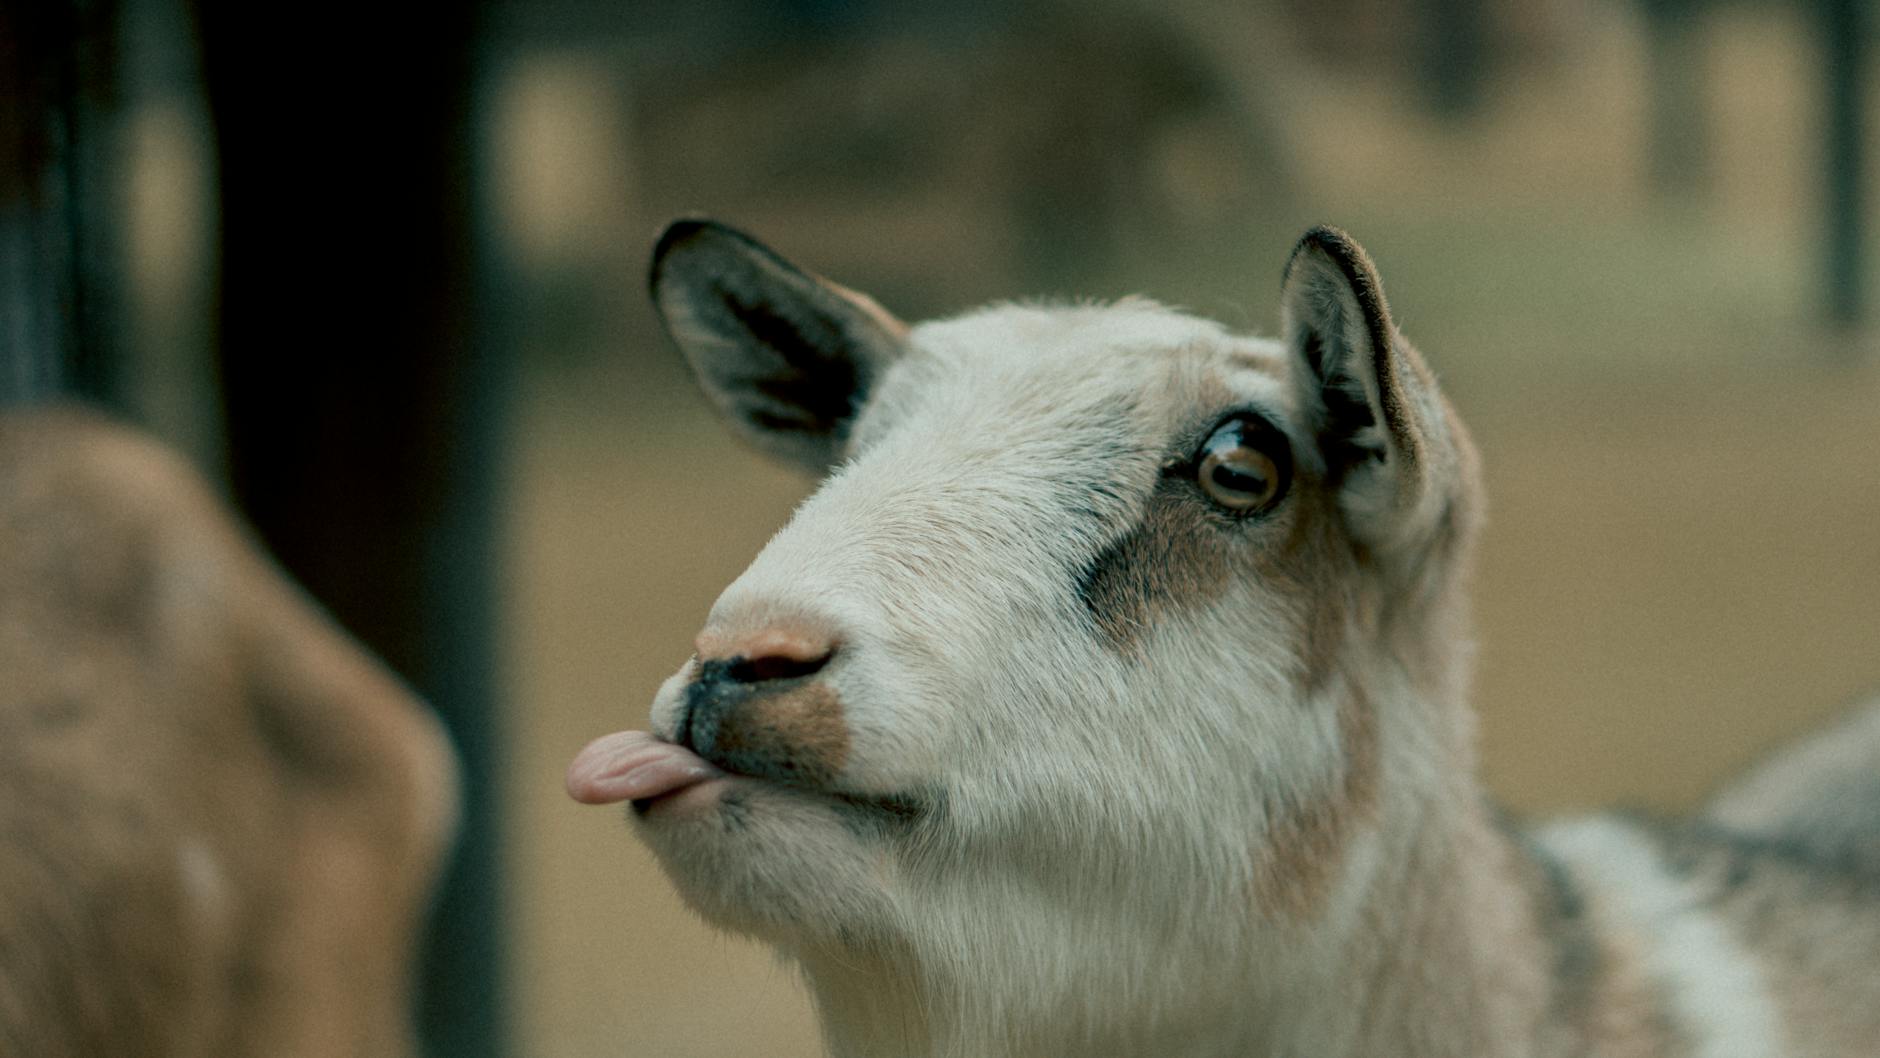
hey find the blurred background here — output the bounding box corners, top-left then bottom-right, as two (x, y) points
(3, 0), (1877, 1055)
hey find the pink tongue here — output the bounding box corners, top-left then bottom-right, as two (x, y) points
(565, 731), (725, 805)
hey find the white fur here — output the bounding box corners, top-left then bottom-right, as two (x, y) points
(638, 300), (1383, 1055)
(1540, 818), (1787, 1058)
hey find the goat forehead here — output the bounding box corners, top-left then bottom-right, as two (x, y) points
(885, 302), (1299, 445)
(783, 303), (1306, 598)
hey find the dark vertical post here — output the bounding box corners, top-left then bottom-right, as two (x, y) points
(1419, 0), (1488, 120)
(0, 0), (120, 404)
(0, 1), (71, 401)
(190, 5), (506, 1056)
(64, 0), (125, 402)
(1819, 0), (1867, 329)
(1641, 0), (1710, 199)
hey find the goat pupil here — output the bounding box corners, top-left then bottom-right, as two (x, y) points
(1213, 462), (1265, 495)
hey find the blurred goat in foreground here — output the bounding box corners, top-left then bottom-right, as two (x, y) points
(0, 407), (457, 1058)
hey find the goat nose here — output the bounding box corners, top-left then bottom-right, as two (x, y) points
(695, 626), (836, 684)
(679, 624), (846, 785)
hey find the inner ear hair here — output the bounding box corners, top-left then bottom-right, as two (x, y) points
(1282, 227), (1403, 478)
(1301, 330), (1384, 480)
(649, 219), (906, 469)
(1280, 226), (1465, 564)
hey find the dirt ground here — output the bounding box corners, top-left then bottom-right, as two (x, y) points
(505, 349), (1880, 1058)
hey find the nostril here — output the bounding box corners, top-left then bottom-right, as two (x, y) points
(726, 648), (833, 684)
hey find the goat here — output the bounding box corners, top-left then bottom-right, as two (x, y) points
(569, 221), (1880, 1057)
(0, 407), (457, 1058)
(1706, 691), (1880, 874)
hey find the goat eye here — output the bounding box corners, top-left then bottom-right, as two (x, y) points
(1195, 418), (1289, 514)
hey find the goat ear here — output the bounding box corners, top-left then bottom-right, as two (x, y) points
(649, 219), (906, 471)
(1280, 226), (1457, 557)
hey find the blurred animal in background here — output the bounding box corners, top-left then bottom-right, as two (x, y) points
(1706, 691), (1880, 874)
(568, 220), (1880, 1057)
(0, 409), (457, 1058)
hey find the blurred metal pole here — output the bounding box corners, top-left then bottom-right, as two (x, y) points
(191, 4), (507, 1056)
(1819, 0), (1867, 330)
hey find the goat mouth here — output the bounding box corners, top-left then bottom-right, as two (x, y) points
(565, 730), (926, 822)
(566, 730), (726, 808)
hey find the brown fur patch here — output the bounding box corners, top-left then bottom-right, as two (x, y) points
(1297, 588), (1350, 696)
(1279, 487), (1364, 694)
(1077, 486), (1234, 650)
(1224, 346), (1289, 376)
(713, 682), (851, 786)
(1075, 460), (1382, 920)
(1076, 369), (1356, 656)
(1080, 464), (1364, 694)
(1570, 930), (1690, 1058)
(1252, 678), (1381, 919)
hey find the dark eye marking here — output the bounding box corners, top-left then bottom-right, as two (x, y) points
(1076, 412), (1292, 650)
(1075, 483), (1230, 651)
